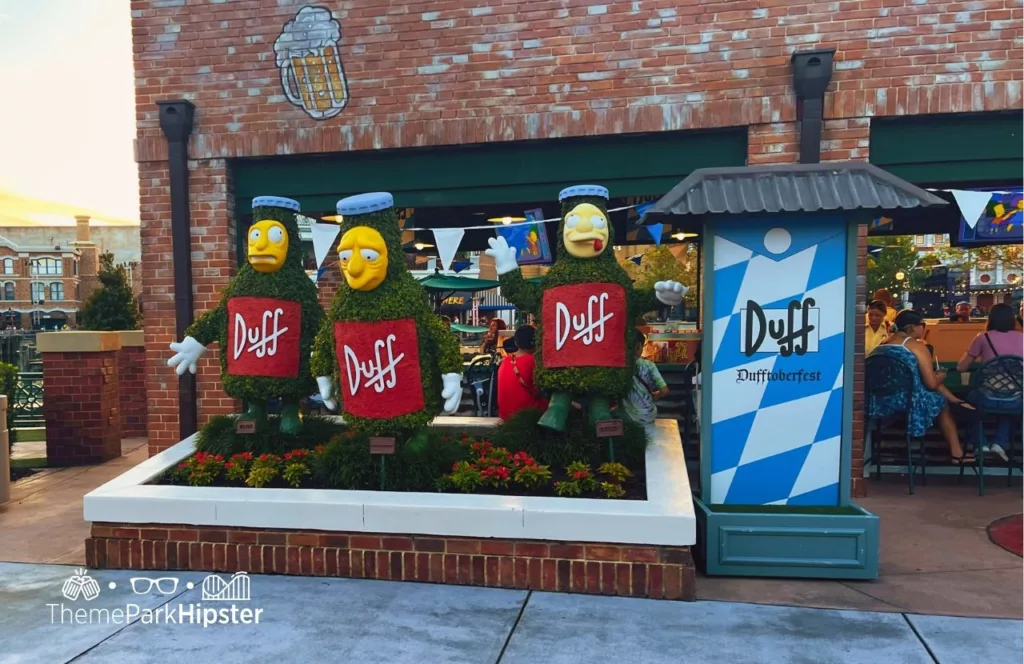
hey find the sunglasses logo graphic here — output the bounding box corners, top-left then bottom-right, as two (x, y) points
(129, 577), (179, 595)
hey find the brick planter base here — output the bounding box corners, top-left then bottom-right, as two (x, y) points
(86, 523), (696, 600)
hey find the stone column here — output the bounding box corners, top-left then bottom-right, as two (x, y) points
(118, 330), (148, 438)
(39, 332), (122, 466)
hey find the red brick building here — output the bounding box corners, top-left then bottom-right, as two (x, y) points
(131, 0), (1023, 481)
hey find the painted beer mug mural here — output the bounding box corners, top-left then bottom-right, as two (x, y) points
(311, 192), (463, 451)
(167, 196), (324, 434)
(274, 6), (349, 120)
(488, 185), (687, 431)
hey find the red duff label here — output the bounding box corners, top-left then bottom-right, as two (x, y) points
(226, 297), (302, 378)
(541, 284), (627, 368)
(334, 318), (425, 419)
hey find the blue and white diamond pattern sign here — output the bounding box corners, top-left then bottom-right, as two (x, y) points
(709, 217), (847, 506)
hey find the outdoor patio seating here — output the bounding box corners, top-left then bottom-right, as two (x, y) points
(865, 353), (929, 494)
(961, 355), (1023, 496)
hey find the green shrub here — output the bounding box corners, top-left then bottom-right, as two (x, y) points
(0, 362), (17, 458)
(492, 407), (649, 470)
(195, 414), (344, 457)
(79, 252), (142, 331)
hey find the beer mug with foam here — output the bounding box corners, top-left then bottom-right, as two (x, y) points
(280, 44), (349, 120)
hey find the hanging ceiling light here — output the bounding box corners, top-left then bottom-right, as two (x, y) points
(671, 232), (698, 240)
(487, 215), (526, 225)
(414, 242), (434, 251)
(320, 214), (343, 223)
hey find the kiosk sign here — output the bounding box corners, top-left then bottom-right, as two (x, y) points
(708, 221), (847, 507)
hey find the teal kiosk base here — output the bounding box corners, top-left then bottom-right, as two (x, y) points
(645, 163), (948, 581)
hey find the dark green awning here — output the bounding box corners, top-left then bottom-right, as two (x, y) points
(417, 274), (500, 292)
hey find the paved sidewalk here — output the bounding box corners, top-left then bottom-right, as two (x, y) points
(0, 562), (1020, 664)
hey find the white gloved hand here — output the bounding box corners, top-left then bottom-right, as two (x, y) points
(168, 336), (207, 376)
(441, 373), (463, 414)
(317, 376), (337, 411)
(485, 236), (519, 276)
(654, 280), (688, 306)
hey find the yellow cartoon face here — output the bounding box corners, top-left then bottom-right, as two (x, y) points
(247, 219), (289, 273)
(562, 203), (610, 259)
(338, 226), (389, 291)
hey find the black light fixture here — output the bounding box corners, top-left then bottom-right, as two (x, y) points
(790, 49), (836, 164)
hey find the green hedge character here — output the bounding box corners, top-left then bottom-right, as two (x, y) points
(486, 185), (687, 432)
(311, 192), (463, 451)
(168, 196), (324, 434)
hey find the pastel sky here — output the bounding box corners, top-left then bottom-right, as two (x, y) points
(0, 0), (137, 226)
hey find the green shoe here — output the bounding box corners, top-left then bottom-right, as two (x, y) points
(239, 401), (266, 423)
(588, 397), (612, 428)
(279, 401), (303, 435)
(537, 392), (572, 432)
(406, 429), (429, 453)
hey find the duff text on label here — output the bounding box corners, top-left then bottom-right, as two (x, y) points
(343, 334), (405, 396)
(555, 293), (613, 350)
(233, 308), (289, 360)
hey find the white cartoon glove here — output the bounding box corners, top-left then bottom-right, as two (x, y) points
(168, 336), (207, 376)
(317, 376), (337, 411)
(485, 236), (519, 276)
(654, 281), (688, 307)
(441, 373), (463, 414)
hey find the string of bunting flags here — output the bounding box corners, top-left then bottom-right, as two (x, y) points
(309, 202), (662, 280)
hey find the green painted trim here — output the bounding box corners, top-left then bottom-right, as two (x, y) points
(839, 222), (858, 506)
(695, 497), (880, 579)
(699, 217), (715, 504)
(869, 112), (1023, 184)
(232, 129), (749, 211)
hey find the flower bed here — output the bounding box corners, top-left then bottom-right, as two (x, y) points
(157, 409), (649, 500)
(84, 417), (696, 600)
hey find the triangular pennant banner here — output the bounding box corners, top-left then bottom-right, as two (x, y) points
(630, 255), (643, 266)
(636, 202), (654, 219)
(432, 228), (465, 273)
(647, 223), (663, 246)
(950, 190), (992, 229)
(311, 222), (342, 270)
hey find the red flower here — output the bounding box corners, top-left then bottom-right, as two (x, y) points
(224, 462), (233, 469)
(572, 470), (589, 480)
(283, 452), (292, 460)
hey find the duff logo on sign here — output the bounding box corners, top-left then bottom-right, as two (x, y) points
(542, 284), (626, 368)
(741, 298), (819, 357)
(226, 298), (302, 378)
(334, 318), (424, 419)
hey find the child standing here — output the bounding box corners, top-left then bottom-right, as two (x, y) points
(622, 335), (670, 426)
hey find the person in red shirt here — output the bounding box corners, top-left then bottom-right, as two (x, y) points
(497, 325), (548, 421)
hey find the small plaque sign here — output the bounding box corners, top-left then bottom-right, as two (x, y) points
(596, 419), (624, 437)
(369, 437), (397, 455)
(235, 419), (256, 435)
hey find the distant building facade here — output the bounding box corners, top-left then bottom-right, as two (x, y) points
(0, 217), (140, 330)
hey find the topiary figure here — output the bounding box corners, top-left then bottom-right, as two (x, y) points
(167, 196), (324, 434)
(311, 192), (463, 451)
(486, 184), (687, 432)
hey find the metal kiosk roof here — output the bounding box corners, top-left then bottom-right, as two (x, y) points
(640, 162), (948, 232)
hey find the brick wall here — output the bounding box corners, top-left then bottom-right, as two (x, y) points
(43, 352), (121, 465)
(87, 522), (696, 600)
(132, 0), (1022, 449)
(118, 344), (149, 438)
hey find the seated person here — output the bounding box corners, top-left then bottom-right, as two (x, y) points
(865, 300), (889, 356)
(496, 325), (547, 421)
(869, 310), (976, 465)
(622, 335), (670, 426)
(955, 303), (1023, 460)
(866, 288), (898, 329)
(479, 318), (507, 355)
(948, 301), (972, 323)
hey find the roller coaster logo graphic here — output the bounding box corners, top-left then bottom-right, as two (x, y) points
(200, 572), (251, 601)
